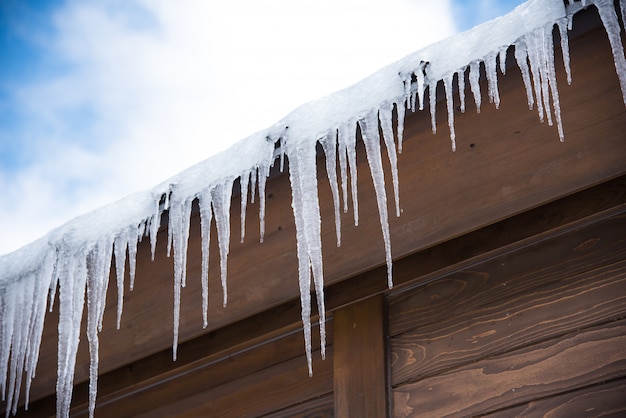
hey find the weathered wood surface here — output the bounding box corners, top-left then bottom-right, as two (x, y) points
(483, 378), (626, 418)
(393, 319), (626, 417)
(389, 211), (626, 337)
(327, 176), (626, 313)
(24, 320), (331, 417)
(265, 394), (334, 418)
(390, 212), (626, 384)
(14, 6), (626, 411)
(334, 295), (387, 417)
(136, 349), (333, 418)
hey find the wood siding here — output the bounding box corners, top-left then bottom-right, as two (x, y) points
(389, 210), (626, 417)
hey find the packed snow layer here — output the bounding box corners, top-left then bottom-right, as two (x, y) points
(2, 0), (626, 416)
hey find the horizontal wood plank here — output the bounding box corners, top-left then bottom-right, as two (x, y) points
(388, 212), (626, 337)
(138, 349), (333, 418)
(389, 213), (626, 336)
(265, 394), (334, 418)
(393, 319), (626, 418)
(483, 378), (626, 417)
(392, 258), (626, 385)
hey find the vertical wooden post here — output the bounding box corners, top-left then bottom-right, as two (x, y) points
(334, 294), (387, 417)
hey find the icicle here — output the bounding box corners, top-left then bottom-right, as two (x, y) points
(499, 46), (508, 75)
(443, 75), (457, 151)
(198, 190), (213, 329)
(85, 239), (113, 418)
(469, 60), (482, 113)
(240, 172), (250, 244)
(211, 181), (234, 308)
(48, 251), (60, 312)
(403, 76), (412, 112)
(320, 130), (342, 247)
(536, 28), (554, 127)
(168, 196), (193, 360)
(359, 114), (393, 288)
(416, 61), (427, 111)
(514, 39), (535, 110)
(557, 17), (572, 85)
(149, 198), (161, 261)
(543, 23), (565, 140)
(484, 52), (501, 109)
(428, 79), (437, 134)
(4, 280), (30, 417)
(457, 68), (467, 114)
(524, 23), (565, 140)
(285, 136), (326, 376)
(127, 225), (139, 291)
(395, 101), (406, 153)
(0, 288), (15, 405)
(56, 248), (88, 418)
(250, 167), (257, 204)
(338, 121), (359, 226)
(86, 278), (100, 418)
(379, 104), (401, 217)
(525, 30), (547, 123)
(23, 253), (54, 410)
(592, 0), (626, 104)
(258, 163), (270, 243)
(279, 137), (286, 173)
(113, 230), (128, 330)
(94, 237), (113, 333)
(337, 125), (349, 215)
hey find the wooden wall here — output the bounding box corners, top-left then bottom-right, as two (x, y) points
(389, 207), (626, 417)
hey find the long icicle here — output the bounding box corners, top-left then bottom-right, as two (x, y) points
(359, 113), (393, 288)
(321, 130), (342, 247)
(285, 137), (326, 376)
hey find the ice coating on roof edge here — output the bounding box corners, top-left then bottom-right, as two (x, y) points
(4, 1), (626, 416)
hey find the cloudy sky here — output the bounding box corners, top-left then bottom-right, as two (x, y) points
(0, 0), (525, 255)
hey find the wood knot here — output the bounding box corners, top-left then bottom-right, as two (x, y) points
(573, 238), (600, 251)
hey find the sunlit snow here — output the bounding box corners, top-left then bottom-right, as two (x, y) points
(2, 0), (626, 416)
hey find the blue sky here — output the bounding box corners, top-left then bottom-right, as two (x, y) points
(0, 0), (525, 254)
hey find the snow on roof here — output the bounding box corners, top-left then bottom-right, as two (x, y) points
(2, 0), (626, 416)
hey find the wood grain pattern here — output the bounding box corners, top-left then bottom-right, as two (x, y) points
(391, 259), (626, 385)
(388, 212), (626, 337)
(137, 349), (333, 418)
(265, 394), (334, 418)
(483, 378), (626, 417)
(334, 295), (388, 417)
(393, 319), (626, 418)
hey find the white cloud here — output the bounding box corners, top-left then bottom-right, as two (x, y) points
(0, 0), (456, 254)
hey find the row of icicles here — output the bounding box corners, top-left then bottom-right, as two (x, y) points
(2, 1), (626, 417)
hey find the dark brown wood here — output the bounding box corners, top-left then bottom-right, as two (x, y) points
(393, 318), (626, 417)
(327, 176), (626, 312)
(392, 260), (626, 385)
(483, 378), (626, 417)
(390, 213), (626, 384)
(389, 210), (626, 337)
(265, 394), (334, 418)
(334, 295), (387, 417)
(140, 349), (333, 418)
